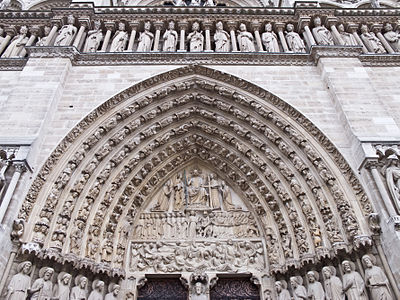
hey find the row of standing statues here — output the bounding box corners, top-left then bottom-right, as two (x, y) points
(5, 262), (121, 300)
(1, 15), (400, 57)
(273, 256), (393, 300)
(151, 169), (240, 212)
(5, 255), (393, 299)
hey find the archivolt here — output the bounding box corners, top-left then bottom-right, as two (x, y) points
(19, 65), (373, 276)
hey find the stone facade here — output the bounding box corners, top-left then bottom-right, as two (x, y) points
(0, 0), (400, 299)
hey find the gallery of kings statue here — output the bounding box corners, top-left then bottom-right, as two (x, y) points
(0, 0), (400, 297)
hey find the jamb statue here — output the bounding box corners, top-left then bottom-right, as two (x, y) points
(261, 23), (279, 52)
(322, 266), (344, 300)
(53, 272), (72, 300)
(290, 276), (307, 300)
(162, 21), (178, 52)
(342, 260), (368, 300)
(88, 280), (105, 300)
(312, 16), (334, 45)
(6, 261), (32, 300)
(237, 23), (255, 52)
(214, 21), (230, 52)
(187, 22), (204, 52)
(362, 254), (393, 300)
(29, 267), (54, 300)
(285, 23), (306, 53)
(307, 271), (325, 300)
(105, 283), (120, 300)
(1, 25), (29, 58)
(83, 20), (103, 52)
(137, 21), (154, 52)
(70, 275), (88, 300)
(275, 280), (291, 300)
(109, 22), (129, 52)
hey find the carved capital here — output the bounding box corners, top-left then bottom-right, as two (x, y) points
(178, 21), (189, 30)
(104, 21), (115, 32)
(274, 22), (286, 32)
(29, 25), (41, 36)
(4, 25), (16, 37)
(78, 17), (91, 28)
(202, 20), (213, 30)
(226, 21), (238, 31)
(129, 20), (140, 30)
(154, 21), (164, 31)
(14, 162), (27, 173)
(363, 158), (379, 170)
(250, 21), (261, 32)
(346, 23), (359, 33)
(51, 16), (63, 27)
(325, 16), (338, 28)
(370, 23), (383, 33)
(298, 17), (311, 30)
(388, 215), (400, 231)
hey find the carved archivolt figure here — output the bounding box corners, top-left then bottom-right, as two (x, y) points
(261, 23), (279, 52)
(83, 20), (103, 52)
(220, 180), (236, 211)
(322, 266), (344, 300)
(285, 23), (306, 53)
(110, 22), (129, 52)
(290, 276), (307, 300)
(70, 275), (88, 300)
(337, 24), (358, 46)
(360, 24), (386, 53)
(88, 280), (105, 300)
(53, 272), (71, 300)
(307, 271), (325, 300)
(383, 23), (400, 52)
(214, 21), (230, 52)
(2, 26), (28, 58)
(54, 15), (77, 46)
(105, 283), (120, 300)
(237, 23), (255, 52)
(188, 169), (207, 205)
(275, 280), (291, 300)
(362, 254), (393, 300)
(137, 21), (154, 52)
(342, 260), (368, 300)
(312, 17), (334, 45)
(188, 22), (204, 52)
(191, 282), (207, 300)
(30, 267), (54, 300)
(6, 261), (32, 300)
(163, 21), (178, 52)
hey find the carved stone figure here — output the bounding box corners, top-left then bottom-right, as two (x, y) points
(154, 180), (172, 211)
(88, 280), (105, 300)
(214, 21), (230, 52)
(54, 15), (77, 46)
(70, 275), (88, 300)
(360, 24), (386, 53)
(337, 24), (358, 46)
(275, 280), (291, 300)
(191, 282), (207, 300)
(209, 174), (220, 209)
(307, 271), (325, 300)
(262, 23), (279, 52)
(384, 159), (400, 207)
(2, 26), (29, 58)
(163, 21), (178, 52)
(174, 173), (185, 210)
(237, 23), (255, 52)
(105, 284), (120, 300)
(342, 260), (368, 300)
(312, 17), (334, 45)
(53, 272), (71, 300)
(322, 266), (344, 300)
(6, 261), (32, 300)
(83, 20), (103, 52)
(187, 22), (204, 52)
(362, 254), (393, 300)
(285, 23), (306, 53)
(137, 21), (154, 52)
(188, 169), (207, 206)
(290, 276), (307, 300)
(30, 267), (54, 300)
(110, 22), (128, 52)
(383, 23), (400, 52)
(36, 26), (51, 46)
(220, 180), (236, 211)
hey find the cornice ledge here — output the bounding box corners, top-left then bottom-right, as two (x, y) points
(360, 53), (400, 67)
(0, 57), (27, 71)
(26, 46), (79, 60)
(310, 45), (363, 63)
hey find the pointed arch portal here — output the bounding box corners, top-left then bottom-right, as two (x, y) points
(16, 65), (374, 298)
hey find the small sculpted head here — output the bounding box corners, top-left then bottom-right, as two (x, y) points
(216, 21), (223, 30)
(118, 22), (125, 31)
(239, 23), (247, 32)
(307, 271), (316, 283)
(94, 20), (102, 30)
(265, 23), (272, 32)
(314, 17), (322, 27)
(342, 260), (352, 273)
(362, 255), (374, 268)
(192, 21), (200, 31)
(384, 23), (393, 32)
(337, 23), (345, 33)
(67, 15), (75, 25)
(275, 281), (282, 293)
(286, 23), (294, 32)
(169, 21), (175, 30)
(361, 24), (369, 34)
(144, 21), (151, 31)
